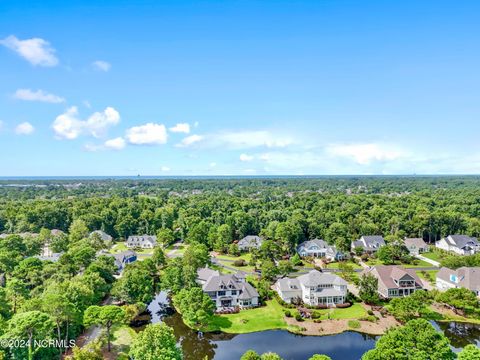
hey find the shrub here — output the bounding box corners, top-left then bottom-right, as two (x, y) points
(348, 320), (361, 329)
(360, 315), (377, 322)
(284, 310), (292, 317)
(313, 319), (322, 323)
(335, 302), (351, 308)
(367, 310), (374, 316)
(295, 314), (304, 322)
(316, 304), (328, 309)
(311, 311), (322, 319)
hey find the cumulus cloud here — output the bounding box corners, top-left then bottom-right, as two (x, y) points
(104, 137), (126, 150)
(239, 153), (254, 162)
(52, 106), (120, 140)
(169, 123), (190, 134)
(0, 35), (58, 66)
(15, 122), (35, 135)
(14, 89), (65, 103)
(161, 166), (171, 172)
(326, 143), (405, 165)
(92, 60), (111, 72)
(125, 123), (167, 145)
(176, 134), (203, 147)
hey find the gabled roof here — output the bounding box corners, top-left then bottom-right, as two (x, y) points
(275, 277), (301, 292)
(202, 272), (259, 298)
(90, 230), (112, 241)
(297, 270), (347, 287)
(437, 266), (480, 291)
(127, 235), (157, 245)
(238, 235), (263, 246)
(366, 265), (422, 289)
(297, 239), (328, 250)
(445, 235), (479, 248)
(354, 235), (386, 250)
(197, 267), (220, 283)
(404, 238), (427, 248)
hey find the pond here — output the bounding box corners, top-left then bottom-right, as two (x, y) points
(137, 293), (480, 360)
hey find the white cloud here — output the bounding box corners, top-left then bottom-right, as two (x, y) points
(92, 60), (111, 72)
(215, 130), (293, 149)
(169, 123), (190, 134)
(176, 134), (204, 147)
(326, 143), (404, 165)
(125, 123), (167, 145)
(0, 35), (58, 66)
(104, 137), (126, 150)
(15, 122), (34, 135)
(161, 166), (171, 172)
(239, 153), (254, 162)
(14, 89), (65, 103)
(52, 106), (120, 140)
(210, 162), (217, 167)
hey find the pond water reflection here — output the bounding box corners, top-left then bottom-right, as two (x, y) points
(138, 293), (480, 360)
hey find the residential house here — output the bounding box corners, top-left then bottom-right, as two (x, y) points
(126, 235), (157, 249)
(237, 235), (263, 251)
(404, 238), (429, 255)
(199, 270), (259, 310)
(296, 239), (344, 261)
(34, 241), (62, 262)
(435, 235), (480, 255)
(363, 265), (424, 299)
(436, 267), (480, 296)
(110, 250), (137, 271)
(351, 235), (386, 254)
(90, 230), (113, 243)
(275, 270), (348, 306)
(197, 267), (220, 285)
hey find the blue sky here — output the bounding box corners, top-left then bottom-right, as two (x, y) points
(1, 0), (480, 176)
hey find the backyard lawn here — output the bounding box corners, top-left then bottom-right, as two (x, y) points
(416, 270), (438, 284)
(364, 258), (433, 268)
(314, 303), (368, 320)
(208, 299), (289, 333)
(214, 253), (252, 262)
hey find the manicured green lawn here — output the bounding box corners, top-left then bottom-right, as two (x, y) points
(109, 325), (136, 358)
(214, 253), (252, 262)
(365, 257), (433, 268)
(314, 303), (367, 320)
(325, 261), (363, 270)
(109, 242), (128, 253)
(416, 270), (438, 283)
(217, 259), (255, 272)
(207, 299), (289, 333)
(421, 252), (443, 262)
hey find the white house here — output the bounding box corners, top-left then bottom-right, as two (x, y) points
(435, 235), (480, 255)
(351, 235), (386, 254)
(275, 270), (348, 306)
(296, 239), (344, 261)
(199, 270), (259, 310)
(126, 235), (157, 249)
(436, 267), (480, 296)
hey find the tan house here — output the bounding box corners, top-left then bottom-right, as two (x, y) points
(436, 267), (480, 297)
(363, 265), (424, 299)
(404, 238), (429, 255)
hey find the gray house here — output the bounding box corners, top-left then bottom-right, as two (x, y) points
(296, 239), (344, 261)
(90, 230), (113, 243)
(126, 235), (157, 249)
(237, 235), (263, 251)
(435, 235), (480, 255)
(404, 238), (429, 255)
(110, 250), (137, 271)
(436, 267), (480, 297)
(351, 235), (386, 254)
(200, 270), (259, 310)
(275, 270), (348, 306)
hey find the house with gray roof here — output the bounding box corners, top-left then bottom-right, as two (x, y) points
(90, 230), (113, 243)
(435, 235), (480, 255)
(197, 267), (220, 285)
(126, 235), (157, 249)
(297, 239), (344, 261)
(237, 235), (263, 251)
(110, 250), (137, 271)
(274, 270), (348, 306)
(351, 235), (386, 254)
(199, 269), (259, 310)
(404, 237), (429, 255)
(436, 267), (480, 297)
(362, 265), (424, 299)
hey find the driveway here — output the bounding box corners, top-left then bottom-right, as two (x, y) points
(415, 254), (440, 267)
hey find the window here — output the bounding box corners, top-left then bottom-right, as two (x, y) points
(218, 291), (225, 296)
